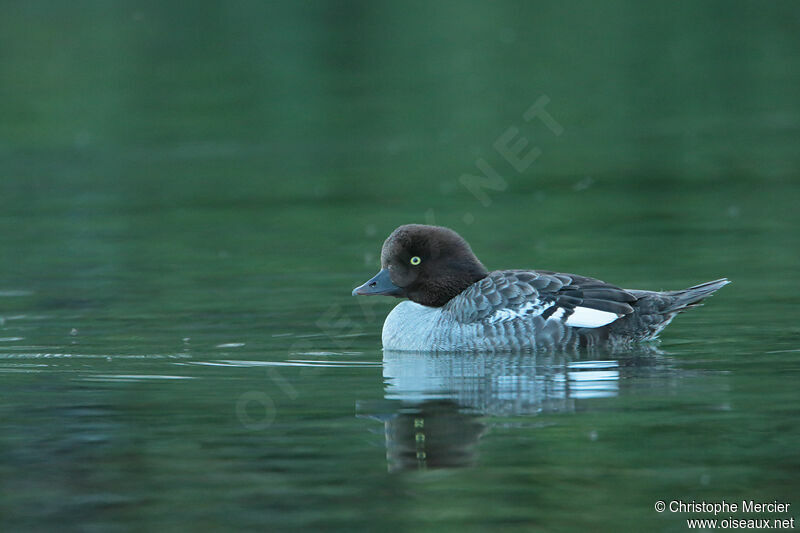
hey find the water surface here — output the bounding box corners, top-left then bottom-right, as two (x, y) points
(1, 2), (799, 531)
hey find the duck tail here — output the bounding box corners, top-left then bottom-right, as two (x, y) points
(664, 278), (731, 313)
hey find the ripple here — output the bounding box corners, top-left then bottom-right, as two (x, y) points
(208, 359), (381, 368)
(567, 360), (619, 369)
(0, 352), (190, 359)
(80, 374), (195, 382)
(0, 363), (48, 373)
(0, 290), (34, 297)
(288, 359), (378, 365)
(291, 351), (363, 357)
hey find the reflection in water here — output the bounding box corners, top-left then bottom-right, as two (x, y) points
(382, 400), (486, 471)
(364, 348), (665, 472)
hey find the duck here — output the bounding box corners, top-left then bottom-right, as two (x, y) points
(352, 224), (729, 352)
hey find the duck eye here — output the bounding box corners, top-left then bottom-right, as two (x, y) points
(410, 256), (421, 266)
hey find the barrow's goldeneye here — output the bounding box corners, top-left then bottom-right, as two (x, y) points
(353, 224), (729, 352)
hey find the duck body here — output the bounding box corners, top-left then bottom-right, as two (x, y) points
(354, 225), (729, 353)
(381, 270), (729, 352)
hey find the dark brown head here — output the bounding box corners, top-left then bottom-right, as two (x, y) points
(352, 224), (488, 307)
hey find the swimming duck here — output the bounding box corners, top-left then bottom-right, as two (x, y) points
(352, 224), (729, 352)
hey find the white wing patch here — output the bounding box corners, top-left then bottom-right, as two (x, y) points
(486, 301), (550, 324)
(485, 302), (622, 328)
(563, 306), (621, 328)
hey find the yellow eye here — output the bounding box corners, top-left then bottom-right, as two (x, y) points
(410, 256), (421, 266)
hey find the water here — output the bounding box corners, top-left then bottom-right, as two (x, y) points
(1, 2), (799, 531)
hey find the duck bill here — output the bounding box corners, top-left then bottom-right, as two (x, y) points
(352, 268), (404, 297)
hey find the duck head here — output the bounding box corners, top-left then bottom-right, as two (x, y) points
(352, 224), (488, 307)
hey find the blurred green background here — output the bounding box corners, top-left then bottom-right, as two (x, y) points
(2, 1), (799, 297)
(1, 1), (799, 532)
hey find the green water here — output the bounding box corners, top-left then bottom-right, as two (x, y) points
(1, 2), (799, 531)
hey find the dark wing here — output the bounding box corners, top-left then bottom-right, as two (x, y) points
(446, 270), (637, 328)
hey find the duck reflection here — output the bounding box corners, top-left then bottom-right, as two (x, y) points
(382, 399), (486, 470)
(364, 348), (663, 472)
